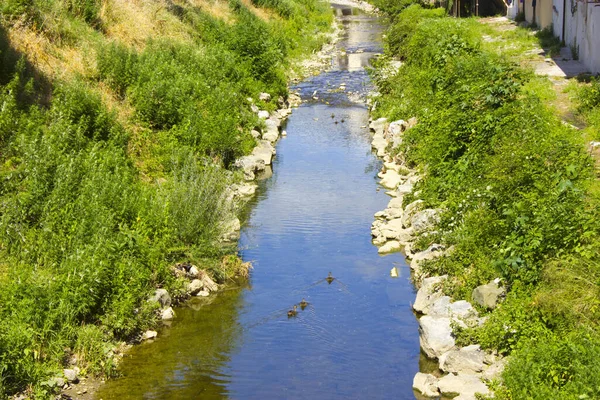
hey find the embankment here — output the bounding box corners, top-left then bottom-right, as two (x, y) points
(368, 3), (600, 399)
(0, 0), (334, 397)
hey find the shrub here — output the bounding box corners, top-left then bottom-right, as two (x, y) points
(96, 42), (139, 98)
(577, 76), (600, 114)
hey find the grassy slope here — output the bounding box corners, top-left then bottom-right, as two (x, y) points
(370, 2), (600, 399)
(0, 0), (332, 397)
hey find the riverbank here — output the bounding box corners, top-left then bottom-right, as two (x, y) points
(368, 3), (600, 399)
(0, 0), (336, 397)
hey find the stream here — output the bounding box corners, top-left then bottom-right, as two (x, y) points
(96, 4), (423, 399)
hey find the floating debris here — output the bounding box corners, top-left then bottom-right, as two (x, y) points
(390, 267), (399, 278)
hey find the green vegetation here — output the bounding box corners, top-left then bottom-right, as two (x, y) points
(0, 0), (332, 397)
(372, 5), (600, 398)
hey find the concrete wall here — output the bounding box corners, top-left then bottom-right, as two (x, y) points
(520, 0), (554, 28)
(553, 1), (600, 74)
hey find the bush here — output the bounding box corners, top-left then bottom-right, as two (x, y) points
(96, 42), (139, 98)
(385, 5), (445, 57)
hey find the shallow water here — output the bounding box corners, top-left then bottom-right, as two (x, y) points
(96, 5), (422, 399)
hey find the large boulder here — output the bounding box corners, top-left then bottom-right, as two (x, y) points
(411, 209), (440, 234)
(472, 280), (505, 309)
(414, 275), (447, 314)
(412, 372), (439, 397)
(231, 183), (257, 198)
(369, 117), (387, 134)
(410, 244), (446, 274)
(371, 133), (388, 157)
(401, 200), (424, 228)
(437, 374), (490, 397)
(428, 298), (479, 327)
(396, 180), (414, 196)
(378, 240), (401, 254)
(482, 357), (508, 380)
(252, 140), (275, 165)
(63, 369), (79, 384)
(262, 119), (280, 142)
(161, 307), (175, 320)
(419, 316), (456, 359)
(234, 155), (266, 180)
(439, 345), (486, 374)
(200, 273), (218, 292)
(187, 279), (203, 295)
(386, 119), (405, 137)
(148, 288), (171, 308)
(378, 218), (414, 243)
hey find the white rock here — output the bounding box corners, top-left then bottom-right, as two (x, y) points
(234, 155), (266, 181)
(412, 372), (439, 397)
(200, 274), (218, 292)
(419, 316), (456, 359)
(259, 92), (271, 102)
(281, 130), (287, 136)
(437, 374), (490, 397)
(257, 110), (270, 119)
(383, 161), (402, 172)
(410, 243), (446, 274)
(369, 117), (387, 134)
(453, 394), (478, 400)
(378, 240), (401, 254)
(387, 196), (404, 209)
(142, 330), (158, 341)
(380, 170), (402, 189)
(250, 129), (261, 138)
(262, 119), (280, 142)
(439, 345), (486, 374)
(148, 288), (171, 308)
(482, 358), (508, 380)
(187, 279), (203, 295)
(232, 183), (257, 198)
(187, 265), (200, 278)
(428, 297), (479, 327)
(414, 275), (447, 314)
(372, 235), (387, 245)
(63, 369), (79, 383)
(252, 140), (275, 165)
(411, 209), (440, 234)
(396, 181), (414, 195)
(196, 290), (210, 297)
(161, 307), (175, 320)
(371, 133), (388, 156)
(401, 199), (424, 227)
(472, 280), (505, 310)
(378, 218), (413, 242)
(387, 119), (405, 137)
